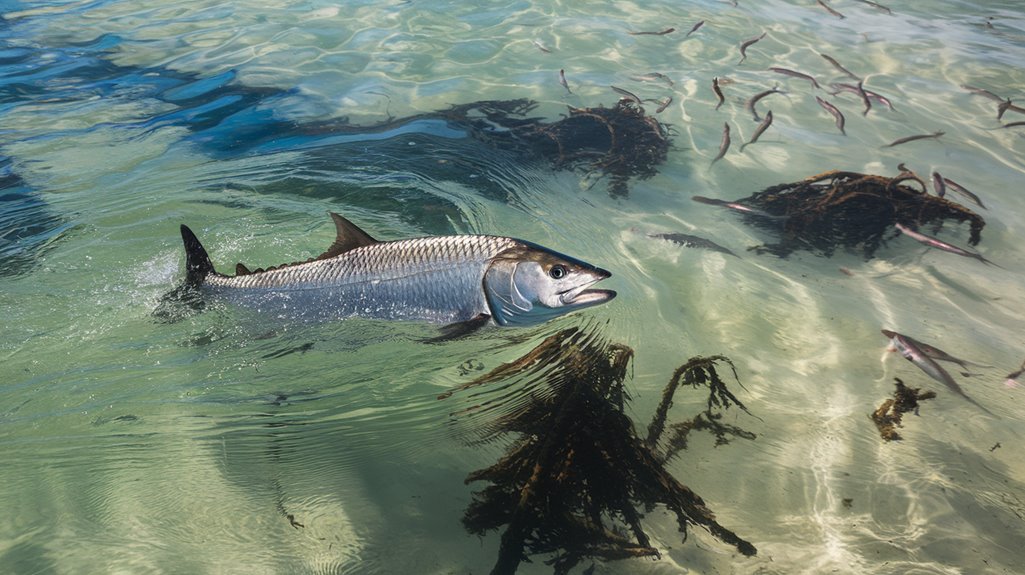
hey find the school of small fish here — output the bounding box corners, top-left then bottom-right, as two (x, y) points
(551, 3), (1020, 419)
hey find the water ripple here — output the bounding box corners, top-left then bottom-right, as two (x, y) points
(2, 0), (1025, 573)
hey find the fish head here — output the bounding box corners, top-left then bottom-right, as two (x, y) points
(883, 332), (917, 360)
(881, 329), (898, 352)
(483, 242), (616, 326)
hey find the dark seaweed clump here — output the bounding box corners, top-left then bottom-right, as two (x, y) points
(870, 378), (936, 441)
(441, 326), (756, 575)
(440, 99), (671, 197)
(646, 355), (757, 461)
(720, 170), (986, 258)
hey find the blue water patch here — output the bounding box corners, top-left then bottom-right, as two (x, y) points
(0, 12), (558, 248)
(0, 157), (67, 277)
(0, 18), (305, 265)
(0, 46), (33, 64)
(161, 69), (237, 102)
(180, 96), (294, 154)
(63, 32), (123, 51)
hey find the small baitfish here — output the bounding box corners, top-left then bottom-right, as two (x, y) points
(649, 232), (738, 257)
(171, 213), (616, 330)
(882, 329), (995, 416)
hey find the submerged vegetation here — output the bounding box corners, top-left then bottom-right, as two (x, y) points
(440, 99), (671, 197)
(870, 378), (936, 441)
(441, 326), (756, 574)
(646, 355), (757, 461)
(697, 170), (986, 258)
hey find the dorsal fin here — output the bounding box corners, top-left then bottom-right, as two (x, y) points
(318, 212), (379, 260)
(235, 263), (252, 276)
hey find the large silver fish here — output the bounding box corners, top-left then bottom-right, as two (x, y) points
(174, 213), (616, 330)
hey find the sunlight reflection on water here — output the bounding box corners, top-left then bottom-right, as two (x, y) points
(2, 0), (1025, 573)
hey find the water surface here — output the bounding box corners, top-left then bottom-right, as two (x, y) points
(2, 1), (1025, 573)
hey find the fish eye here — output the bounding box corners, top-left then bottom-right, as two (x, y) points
(548, 264), (567, 279)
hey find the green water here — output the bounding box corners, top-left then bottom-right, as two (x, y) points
(2, 0), (1025, 573)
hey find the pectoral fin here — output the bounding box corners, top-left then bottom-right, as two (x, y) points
(425, 314), (492, 343)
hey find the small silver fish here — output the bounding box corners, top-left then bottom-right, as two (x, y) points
(854, 0), (892, 14)
(713, 77), (725, 110)
(941, 177), (987, 209)
(769, 67), (821, 89)
(610, 85), (643, 106)
(532, 40), (551, 53)
(883, 131), (944, 148)
(738, 32), (766, 64)
(894, 222), (997, 266)
(855, 80), (872, 116)
(883, 330), (992, 370)
(882, 329), (994, 415)
(867, 90), (894, 111)
(711, 122), (731, 165)
(692, 196), (784, 219)
(655, 96), (673, 113)
(628, 27), (676, 36)
(931, 171), (946, 197)
(559, 69), (571, 94)
(961, 84), (1004, 102)
(830, 83), (895, 110)
(815, 96), (846, 135)
(649, 232), (738, 257)
(746, 87), (782, 121)
(740, 110), (773, 151)
(631, 72), (674, 86)
(820, 53), (860, 81)
(817, 0), (846, 19)
(686, 20), (705, 37)
(172, 213), (616, 329)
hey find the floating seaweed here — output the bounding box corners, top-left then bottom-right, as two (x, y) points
(696, 170), (986, 258)
(439, 99), (671, 197)
(870, 377), (936, 441)
(442, 326), (756, 574)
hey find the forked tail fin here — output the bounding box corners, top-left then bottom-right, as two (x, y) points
(180, 225), (214, 286)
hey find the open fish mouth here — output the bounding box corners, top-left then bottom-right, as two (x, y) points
(562, 288), (617, 306)
(558, 270), (616, 306)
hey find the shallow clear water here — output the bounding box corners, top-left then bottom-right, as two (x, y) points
(2, 0), (1025, 573)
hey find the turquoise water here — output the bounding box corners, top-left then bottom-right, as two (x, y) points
(2, 0), (1025, 573)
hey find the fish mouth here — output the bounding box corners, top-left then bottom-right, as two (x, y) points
(562, 288), (617, 306)
(558, 269), (616, 306)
